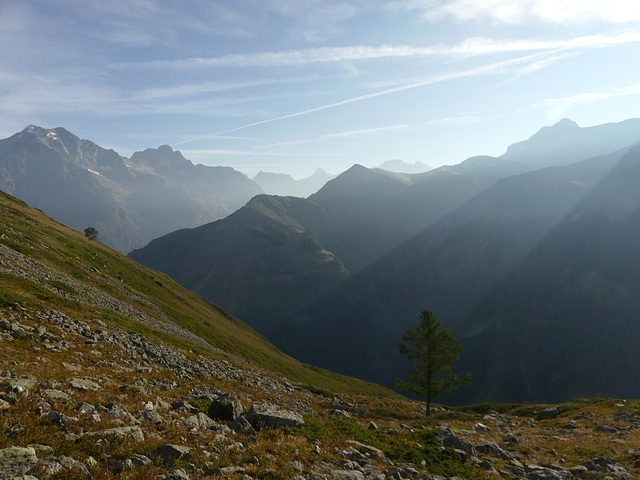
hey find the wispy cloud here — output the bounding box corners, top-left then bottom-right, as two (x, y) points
(171, 51), (557, 146)
(256, 124), (414, 149)
(256, 115), (479, 149)
(535, 83), (640, 107)
(402, 0), (640, 24)
(116, 32), (640, 71)
(132, 76), (321, 101)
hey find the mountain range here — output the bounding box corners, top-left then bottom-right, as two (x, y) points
(130, 117), (640, 403)
(0, 126), (263, 253)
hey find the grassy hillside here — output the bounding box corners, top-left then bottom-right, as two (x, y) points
(0, 188), (388, 397)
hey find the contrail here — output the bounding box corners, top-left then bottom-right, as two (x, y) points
(171, 51), (552, 147)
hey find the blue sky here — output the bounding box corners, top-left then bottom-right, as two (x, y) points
(1, 1), (639, 178)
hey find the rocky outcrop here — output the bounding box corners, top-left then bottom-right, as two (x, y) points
(246, 402), (305, 429)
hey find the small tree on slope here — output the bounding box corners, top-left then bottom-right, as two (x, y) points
(397, 309), (471, 417)
(84, 227), (98, 240)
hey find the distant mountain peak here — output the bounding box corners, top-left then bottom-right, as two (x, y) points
(529, 118), (580, 139)
(130, 145), (193, 172)
(552, 118), (579, 128)
(375, 159), (432, 174)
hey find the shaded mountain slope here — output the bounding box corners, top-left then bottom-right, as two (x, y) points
(129, 117), (640, 403)
(272, 144), (637, 396)
(0, 126), (262, 253)
(130, 195), (348, 334)
(308, 157), (528, 274)
(461, 144), (640, 403)
(130, 158), (526, 335)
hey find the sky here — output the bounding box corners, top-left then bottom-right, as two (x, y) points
(1, 1), (640, 179)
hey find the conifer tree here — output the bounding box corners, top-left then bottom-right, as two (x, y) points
(397, 309), (470, 416)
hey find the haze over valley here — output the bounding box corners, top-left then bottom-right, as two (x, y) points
(3, 116), (640, 405)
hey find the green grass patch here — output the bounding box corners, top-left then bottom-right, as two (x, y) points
(302, 385), (335, 399)
(47, 280), (78, 296)
(0, 290), (27, 308)
(370, 407), (416, 421)
(286, 416), (489, 479)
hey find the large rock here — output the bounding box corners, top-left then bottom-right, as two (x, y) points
(152, 445), (192, 467)
(208, 393), (243, 421)
(525, 466), (569, 480)
(536, 407), (559, 420)
(182, 412), (217, 429)
(438, 427), (476, 456)
(330, 471), (365, 480)
(346, 440), (386, 460)
(246, 402), (305, 429)
(94, 426), (145, 442)
(69, 377), (101, 391)
(0, 446), (38, 479)
(228, 415), (256, 435)
(37, 456), (90, 478)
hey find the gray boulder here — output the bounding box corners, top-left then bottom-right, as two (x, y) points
(95, 426), (145, 442)
(182, 411), (216, 429)
(208, 393), (243, 421)
(42, 389), (73, 402)
(228, 415), (257, 435)
(37, 456), (90, 478)
(536, 407), (559, 420)
(438, 428), (476, 456)
(0, 446), (39, 480)
(152, 444), (192, 467)
(69, 377), (101, 391)
(246, 402), (305, 429)
(525, 466), (569, 480)
(331, 471), (365, 480)
(162, 469), (190, 480)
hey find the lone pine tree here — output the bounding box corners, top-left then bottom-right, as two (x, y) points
(397, 309), (471, 416)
